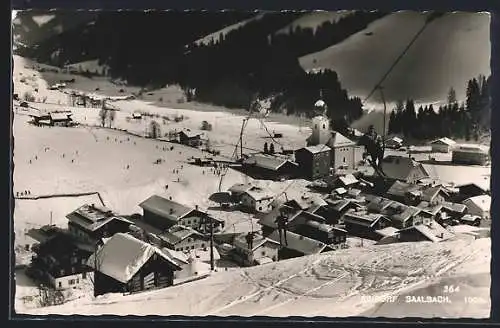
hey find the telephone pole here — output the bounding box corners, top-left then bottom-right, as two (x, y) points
(209, 217), (214, 271)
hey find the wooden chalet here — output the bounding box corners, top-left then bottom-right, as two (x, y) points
(240, 186), (275, 213)
(50, 112), (74, 126)
(138, 195), (224, 232)
(268, 230), (334, 260)
(26, 229), (94, 290)
(294, 145), (332, 180)
(324, 198), (364, 225)
(178, 130), (203, 147)
(398, 221), (454, 243)
(159, 225), (210, 252)
(390, 206), (423, 229)
(230, 232), (281, 266)
(385, 181), (423, 205)
(242, 154), (299, 181)
(380, 155), (429, 184)
(87, 233), (181, 296)
(463, 195), (491, 219)
(343, 212), (392, 240)
(295, 220), (348, 246)
(66, 204), (132, 245)
(455, 183), (489, 202)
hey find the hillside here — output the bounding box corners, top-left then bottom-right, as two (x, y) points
(275, 10), (354, 35)
(299, 11), (491, 105)
(19, 238), (490, 317)
(193, 12), (267, 46)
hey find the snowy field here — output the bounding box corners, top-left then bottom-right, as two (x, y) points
(12, 55), (491, 318)
(19, 238), (490, 317)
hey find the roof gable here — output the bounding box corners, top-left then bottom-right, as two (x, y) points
(87, 233), (181, 283)
(267, 230), (329, 255)
(139, 195), (193, 222)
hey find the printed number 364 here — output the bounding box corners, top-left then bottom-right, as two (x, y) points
(444, 285), (460, 293)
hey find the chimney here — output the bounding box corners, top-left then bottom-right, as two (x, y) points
(169, 208), (174, 214)
(195, 205), (199, 210)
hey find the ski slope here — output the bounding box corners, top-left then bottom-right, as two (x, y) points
(299, 11), (491, 105)
(20, 238), (490, 318)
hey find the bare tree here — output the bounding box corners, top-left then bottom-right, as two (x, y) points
(149, 121), (161, 139)
(107, 109), (116, 128)
(99, 108), (107, 127)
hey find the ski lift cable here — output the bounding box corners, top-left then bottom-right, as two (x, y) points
(362, 12), (443, 105)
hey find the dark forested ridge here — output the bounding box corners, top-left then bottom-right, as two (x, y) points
(388, 75), (491, 142)
(15, 11), (411, 129)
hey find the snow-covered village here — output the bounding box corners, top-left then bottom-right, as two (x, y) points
(12, 10), (491, 318)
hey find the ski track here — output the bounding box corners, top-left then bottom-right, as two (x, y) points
(207, 256), (323, 315)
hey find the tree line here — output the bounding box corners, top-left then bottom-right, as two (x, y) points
(19, 11), (385, 126)
(388, 75), (491, 142)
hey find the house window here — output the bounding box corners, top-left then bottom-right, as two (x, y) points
(58, 282), (62, 288)
(322, 124), (326, 129)
(259, 207), (263, 211)
(201, 243), (205, 248)
(191, 245), (195, 250)
(262, 251), (266, 256)
(69, 279), (75, 285)
(343, 157), (346, 163)
(82, 272), (87, 279)
(76, 278), (80, 284)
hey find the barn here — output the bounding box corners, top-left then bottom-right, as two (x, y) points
(242, 154), (299, 181)
(430, 137), (456, 153)
(87, 233), (181, 296)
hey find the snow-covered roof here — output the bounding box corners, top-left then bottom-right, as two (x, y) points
(233, 232), (280, 252)
(329, 132), (355, 147)
(287, 194), (328, 211)
(430, 137), (456, 146)
(298, 144), (331, 154)
(391, 206), (421, 224)
(343, 212), (390, 228)
(50, 112), (73, 121)
(375, 226), (399, 237)
(179, 130), (202, 139)
(386, 136), (403, 144)
(463, 195), (491, 212)
(314, 99), (326, 107)
(339, 174), (358, 186)
(381, 156), (429, 182)
(267, 230), (330, 255)
(453, 144), (489, 154)
(243, 186), (275, 201)
(243, 154), (298, 171)
(400, 221), (454, 242)
(421, 186), (449, 202)
(161, 248), (189, 266)
(228, 183), (254, 194)
(139, 195), (193, 223)
(367, 197), (394, 213)
(442, 201), (467, 214)
(87, 233), (181, 284)
(66, 204), (132, 232)
(161, 225), (206, 245)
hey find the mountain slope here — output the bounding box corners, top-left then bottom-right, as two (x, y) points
(275, 10), (354, 35)
(20, 238), (490, 317)
(193, 12), (267, 46)
(299, 11), (491, 105)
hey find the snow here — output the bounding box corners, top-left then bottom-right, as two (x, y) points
(299, 11), (491, 105)
(32, 15), (55, 26)
(12, 55), (491, 318)
(20, 238), (490, 317)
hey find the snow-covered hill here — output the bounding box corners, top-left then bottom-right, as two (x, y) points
(299, 11), (491, 105)
(20, 237), (490, 317)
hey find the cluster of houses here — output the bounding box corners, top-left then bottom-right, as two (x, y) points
(25, 196), (225, 297)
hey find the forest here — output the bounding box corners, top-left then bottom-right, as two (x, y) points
(16, 11), (385, 126)
(387, 75), (491, 142)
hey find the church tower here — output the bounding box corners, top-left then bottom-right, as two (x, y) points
(307, 96), (331, 146)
